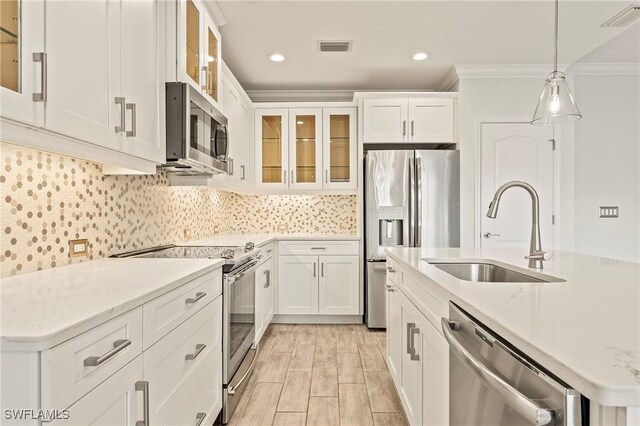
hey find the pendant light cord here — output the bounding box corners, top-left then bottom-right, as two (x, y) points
(553, 0), (559, 73)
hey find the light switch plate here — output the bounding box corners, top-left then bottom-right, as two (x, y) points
(69, 239), (88, 257)
(599, 206), (619, 218)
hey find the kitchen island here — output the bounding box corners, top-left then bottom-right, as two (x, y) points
(385, 247), (640, 426)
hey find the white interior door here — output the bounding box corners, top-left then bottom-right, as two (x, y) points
(480, 123), (555, 249)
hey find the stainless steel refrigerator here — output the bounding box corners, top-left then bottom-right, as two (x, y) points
(364, 149), (460, 328)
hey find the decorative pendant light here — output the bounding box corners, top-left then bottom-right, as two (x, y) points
(531, 0), (582, 125)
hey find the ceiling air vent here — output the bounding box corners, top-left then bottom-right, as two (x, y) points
(601, 5), (640, 27)
(318, 41), (352, 52)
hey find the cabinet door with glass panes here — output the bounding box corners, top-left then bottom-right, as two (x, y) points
(255, 109), (289, 189)
(289, 108), (323, 189)
(0, 0), (45, 126)
(323, 108), (357, 189)
(202, 12), (221, 107)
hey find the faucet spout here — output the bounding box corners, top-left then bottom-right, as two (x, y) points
(485, 181), (546, 269)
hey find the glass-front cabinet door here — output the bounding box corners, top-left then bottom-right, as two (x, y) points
(255, 109), (289, 189)
(203, 14), (221, 105)
(0, 0), (44, 126)
(323, 108), (357, 189)
(184, 0), (201, 88)
(289, 108), (323, 189)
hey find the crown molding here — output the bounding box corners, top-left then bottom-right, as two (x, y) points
(205, 0), (227, 27)
(438, 67), (460, 92)
(246, 90), (356, 103)
(455, 64), (570, 79)
(572, 63), (640, 76)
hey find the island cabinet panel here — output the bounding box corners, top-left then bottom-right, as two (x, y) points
(385, 280), (402, 387)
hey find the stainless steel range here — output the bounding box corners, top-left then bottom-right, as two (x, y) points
(112, 243), (260, 424)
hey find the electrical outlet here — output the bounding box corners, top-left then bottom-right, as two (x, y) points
(213, 225), (220, 234)
(599, 206), (619, 218)
(69, 239), (88, 258)
(278, 223), (289, 232)
(184, 228), (192, 239)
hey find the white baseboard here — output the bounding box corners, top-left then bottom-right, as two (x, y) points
(272, 314), (363, 324)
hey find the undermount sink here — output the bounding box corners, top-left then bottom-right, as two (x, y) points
(428, 261), (564, 283)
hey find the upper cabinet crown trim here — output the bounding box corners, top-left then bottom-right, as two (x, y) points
(353, 92), (458, 100)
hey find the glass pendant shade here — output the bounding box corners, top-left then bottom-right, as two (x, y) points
(531, 72), (582, 125)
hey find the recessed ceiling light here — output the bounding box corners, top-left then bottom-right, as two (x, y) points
(269, 53), (286, 62)
(297, 121), (304, 125)
(412, 52), (429, 61)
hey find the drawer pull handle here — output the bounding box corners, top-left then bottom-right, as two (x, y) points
(84, 339), (131, 367)
(310, 247), (326, 250)
(195, 412), (207, 426)
(185, 343), (206, 360)
(186, 292), (206, 304)
(385, 284), (395, 292)
(386, 266), (396, 273)
(135, 381), (149, 426)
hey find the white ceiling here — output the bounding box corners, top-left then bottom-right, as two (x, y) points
(216, 1), (633, 91)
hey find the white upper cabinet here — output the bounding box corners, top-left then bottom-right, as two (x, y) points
(45, 0), (121, 152)
(289, 108), (323, 189)
(363, 99), (408, 143)
(255, 106), (358, 192)
(119, 0), (163, 163)
(255, 109), (289, 190)
(177, 0), (221, 110)
(363, 97), (456, 144)
(323, 108), (357, 190)
(0, 0), (45, 126)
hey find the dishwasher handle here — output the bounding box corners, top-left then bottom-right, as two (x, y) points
(441, 318), (553, 426)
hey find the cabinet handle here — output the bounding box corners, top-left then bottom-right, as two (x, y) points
(195, 412), (207, 426)
(386, 266), (396, 273)
(126, 103), (137, 137)
(325, 170), (329, 184)
(185, 343), (206, 360)
(186, 291), (206, 304)
(385, 284), (395, 292)
(84, 339), (131, 366)
(409, 325), (420, 361)
(311, 247), (326, 250)
(115, 97), (126, 133)
(283, 170), (287, 184)
(291, 170), (294, 184)
(241, 165), (246, 180)
(406, 322), (413, 355)
(264, 270), (270, 288)
(267, 249), (273, 253)
(402, 120), (407, 136)
(411, 120), (415, 136)
(313, 262), (316, 277)
(32, 52), (47, 102)
(321, 262), (324, 277)
(201, 65), (208, 91)
(135, 381), (149, 426)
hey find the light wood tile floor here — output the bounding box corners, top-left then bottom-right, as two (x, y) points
(229, 324), (408, 426)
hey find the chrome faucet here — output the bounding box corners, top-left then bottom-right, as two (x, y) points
(486, 181), (548, 269)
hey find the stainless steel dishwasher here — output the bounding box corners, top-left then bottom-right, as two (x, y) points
(442, 303), (584, 426)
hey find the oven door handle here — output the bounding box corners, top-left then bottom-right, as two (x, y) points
(228, 261), (259, 283)
(441, 318), (553, 426)
(227, 343), (259, 395)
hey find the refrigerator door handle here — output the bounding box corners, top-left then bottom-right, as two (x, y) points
(408, 157), (415, 247)
(415, 157), (422, 247)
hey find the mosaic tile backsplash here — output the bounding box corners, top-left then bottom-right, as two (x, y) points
(0, 143), (358, 278)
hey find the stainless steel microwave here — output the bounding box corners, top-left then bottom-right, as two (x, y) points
(164, 82), (232, 175)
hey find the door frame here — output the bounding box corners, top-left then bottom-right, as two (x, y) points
(474, 116), (562, 250)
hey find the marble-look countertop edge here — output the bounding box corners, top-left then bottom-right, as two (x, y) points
(1, 259), (224, 352)
(386, 248), (640, 408)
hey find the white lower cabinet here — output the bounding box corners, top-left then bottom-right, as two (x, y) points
(277, 240), (360, 316)
(388, 264), (449, 426)
(278, 255), (319, 315)
(255, 251), (275, 342)
(53, 356), (144, 425)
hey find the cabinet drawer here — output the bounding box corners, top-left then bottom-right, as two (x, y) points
(143, 268), (222, 349)
(260, 242), (275, 259)
(400, 268), (448, 332)
(41, 307), (143, 410)
(145, 297), (222, 425)
(278, 240), (359, 255)
(386, 257), (400, 284)
(164, 351), (223, 426)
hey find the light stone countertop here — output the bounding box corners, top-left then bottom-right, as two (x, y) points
(182, 232), (361, 248)
(0, 258), (224, 351)
(386, 247), (640, 407)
